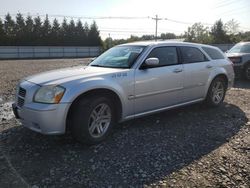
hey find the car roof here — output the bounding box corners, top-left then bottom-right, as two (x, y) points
(236, 41), (250, 45)
(119, 40), (219, 49)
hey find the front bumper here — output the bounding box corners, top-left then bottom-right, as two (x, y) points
(233, 64), (244, 78)
(13, 80), (71, 135)
(13, 102), (70, 135)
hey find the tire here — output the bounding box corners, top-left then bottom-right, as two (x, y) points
(244, 63), (250, 81)
(205, 77), (226, 107)
(71, 96), (116, 145)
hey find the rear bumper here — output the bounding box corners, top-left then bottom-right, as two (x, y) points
(13, 102), (70, 135)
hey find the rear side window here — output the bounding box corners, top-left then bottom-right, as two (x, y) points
(147, 47), (178, 66)
(180, 46), (208, 64)
(202, 47), (225, 60)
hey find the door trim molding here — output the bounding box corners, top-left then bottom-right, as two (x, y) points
(129, 86), (184, 100)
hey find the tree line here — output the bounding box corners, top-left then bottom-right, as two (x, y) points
(1, 13), (249, 48)
(184, 19), (250, 44)
(0, 13), (101, 46)
(103, 19), (250, 50)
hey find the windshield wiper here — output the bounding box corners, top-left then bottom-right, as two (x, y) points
(91, 64), (128, 69)
(90, 64), (106, 67)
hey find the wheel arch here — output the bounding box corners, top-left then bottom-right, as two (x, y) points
(206, 72), (229, 96)
(66, 88), (123, 131)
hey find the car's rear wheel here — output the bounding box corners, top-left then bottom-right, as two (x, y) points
(244, 63), (250, 80)
(206, 77), (226, 107)
(71, 96), (115, 145)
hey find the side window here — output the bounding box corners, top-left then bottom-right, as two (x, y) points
(202, 47), (225, 60)
(147, 47), (178, 67)
(180, 46), (208, 64)
(241, 44), (250, 53)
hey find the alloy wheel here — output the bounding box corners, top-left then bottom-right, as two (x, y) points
(88, 103), (111, 138)
(211, 81), (224, 104)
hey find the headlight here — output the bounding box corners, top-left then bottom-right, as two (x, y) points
(229, 57), (242, 64)
(34, 85), (65, 104)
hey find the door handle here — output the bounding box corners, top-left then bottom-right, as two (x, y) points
(173, 68), (183, 73)
(206, 64), (213, 69)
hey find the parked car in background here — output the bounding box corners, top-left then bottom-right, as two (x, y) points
(12, 41), (234, 144)
(226, 42), (250, 80)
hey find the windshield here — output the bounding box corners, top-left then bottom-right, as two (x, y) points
(229, 43), (250, 53)
(90, 45), (145, 68)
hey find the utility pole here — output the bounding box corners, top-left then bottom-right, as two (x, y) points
(152, 15), (162, 41)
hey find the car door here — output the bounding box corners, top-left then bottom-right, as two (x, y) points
(179, 46), (212, 102)
(134, 46), (184, 115)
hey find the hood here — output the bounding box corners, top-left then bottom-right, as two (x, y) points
(226, 52), (249, 57)
(25, 65), (127, 85)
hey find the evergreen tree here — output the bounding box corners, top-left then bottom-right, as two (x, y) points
(68, 20), (75, 33)
(88, 21), (101, 46)
(42, 15), (51, 45)
(60, 18), (68, 45)
(51, 19), (60, 45)
(76, 20), (87, 45)
(0, 13), (103, 46)
(210, 19), (230, 44)
(68, 19), (76, 45)
(15, 13), (25, 45)
(33, 16), (43, 45)
(4, 13), (15, 45)
(84, 22), (89, 36)
(0, 18), (5, 45)
(24, 15), (34, 45)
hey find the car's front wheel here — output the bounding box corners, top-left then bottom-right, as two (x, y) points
(71, 96), (115, 145)
(206, 77), (227, 107)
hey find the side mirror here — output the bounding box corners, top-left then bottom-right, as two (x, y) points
(141, 58), (159, 69)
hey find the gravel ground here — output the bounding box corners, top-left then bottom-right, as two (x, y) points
(0, 59), (249, 188)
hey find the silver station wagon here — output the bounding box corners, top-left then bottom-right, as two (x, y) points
(13, 41), (235, 144)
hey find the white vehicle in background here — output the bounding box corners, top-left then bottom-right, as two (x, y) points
(226, 42), (250, 80)
(13, 41), (235, 144)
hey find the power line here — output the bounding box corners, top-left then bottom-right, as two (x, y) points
(100, 30), (154, 34)
(218, 6), (250, 17)
(0, 13), (212, 25)
(0, 13), (249, 37)
(0, 13), (150, 20)
(213, 0), (239, 9)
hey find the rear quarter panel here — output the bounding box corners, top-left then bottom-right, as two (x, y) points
(205, 59), (234, 96)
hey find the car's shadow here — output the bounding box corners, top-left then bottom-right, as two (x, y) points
(0, 102), (247, 187)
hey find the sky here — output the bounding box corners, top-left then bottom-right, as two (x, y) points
(0, 0), (249, 39)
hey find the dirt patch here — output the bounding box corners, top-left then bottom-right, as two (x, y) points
(0, 58), (89, 101)
(0, 102), (15, 122)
